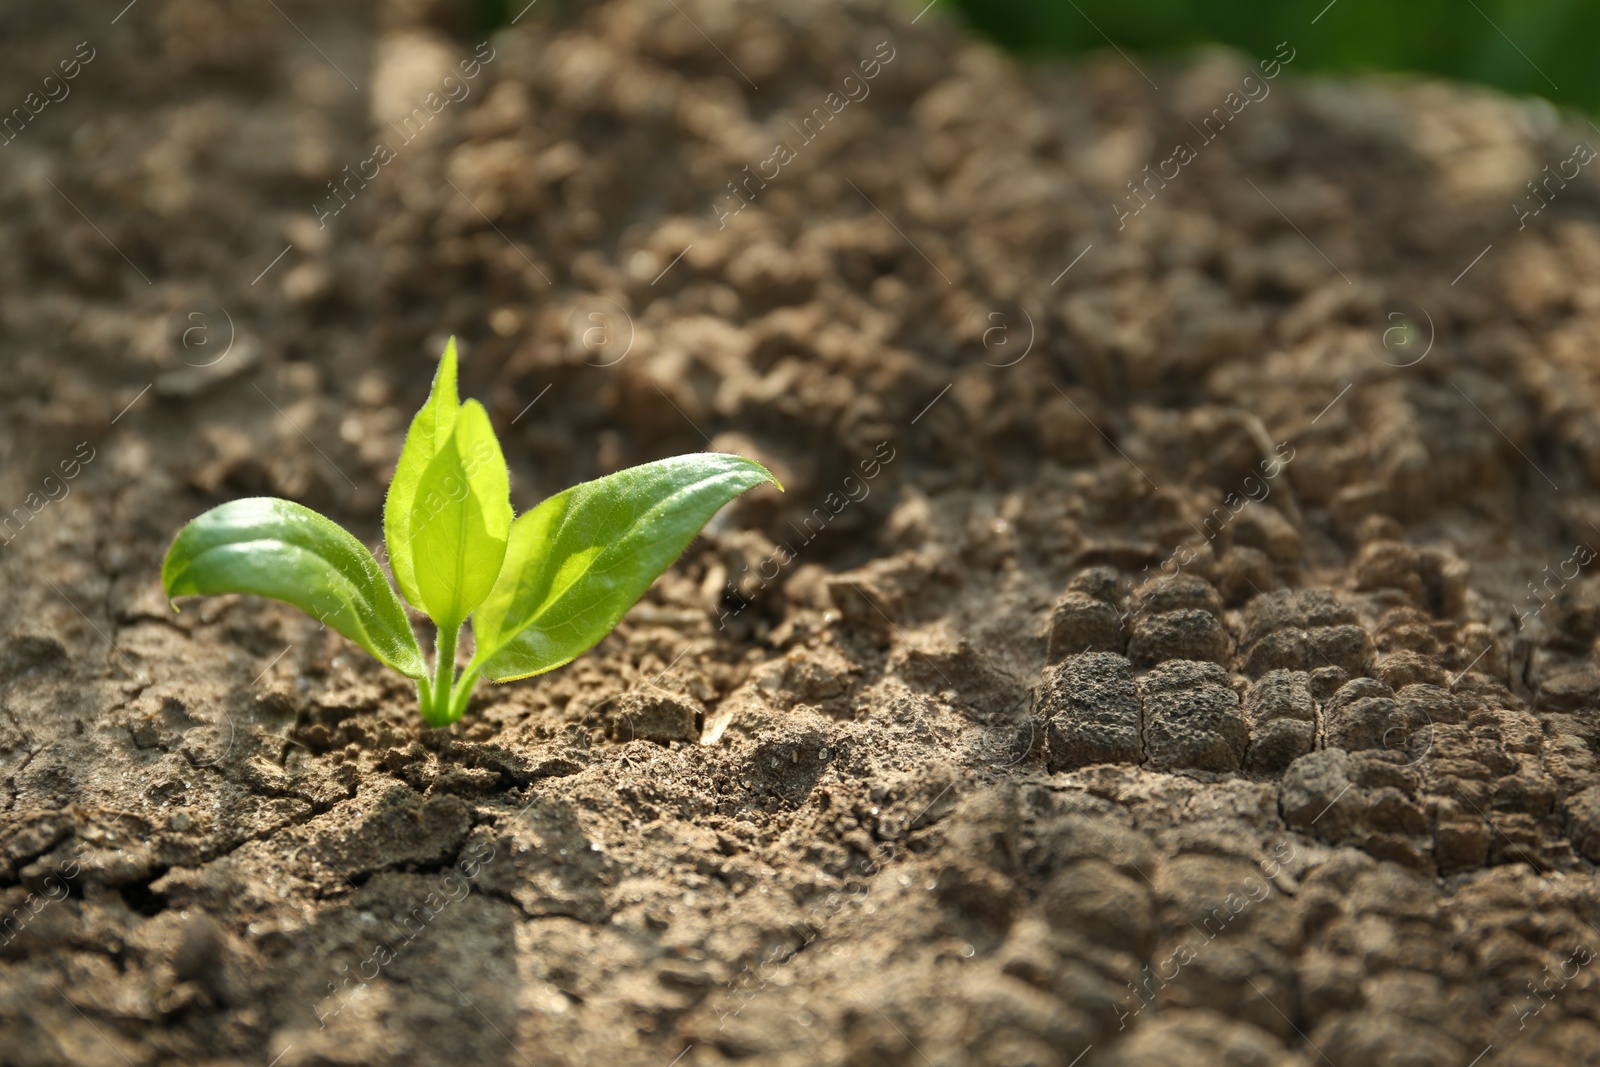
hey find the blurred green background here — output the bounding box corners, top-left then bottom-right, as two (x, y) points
(474, 0), (1599, 114)
(949, 0), (1600, 114)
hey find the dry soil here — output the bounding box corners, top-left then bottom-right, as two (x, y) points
(3, 1), (1600, 1065)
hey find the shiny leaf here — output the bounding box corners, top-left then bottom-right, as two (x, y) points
(384, 338), (460, 612)
(472, 453), (779, 682)
(408, 399), (511, 628)
(162, 497), (425, 678)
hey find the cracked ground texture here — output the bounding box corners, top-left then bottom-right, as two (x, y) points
(3, 0), (1600, 1064)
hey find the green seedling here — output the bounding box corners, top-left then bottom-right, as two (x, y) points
(162, 339), (779, 726)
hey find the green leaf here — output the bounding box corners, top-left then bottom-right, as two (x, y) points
(162, 498), (426, 678)
(471, 453), (779, 683)
(408, 399), (512, 628)
(384, 338), (460, 612)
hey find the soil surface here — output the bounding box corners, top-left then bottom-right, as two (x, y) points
(4, 1), (1600, 1065)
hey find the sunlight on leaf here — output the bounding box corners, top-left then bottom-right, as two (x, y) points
(163, 497), (425, 678)
(472, 453), (778, 682)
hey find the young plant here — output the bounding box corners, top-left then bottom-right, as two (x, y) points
(161, 340), (779, 726)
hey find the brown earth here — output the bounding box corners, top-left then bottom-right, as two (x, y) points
(4, 0), (1600, 1064)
